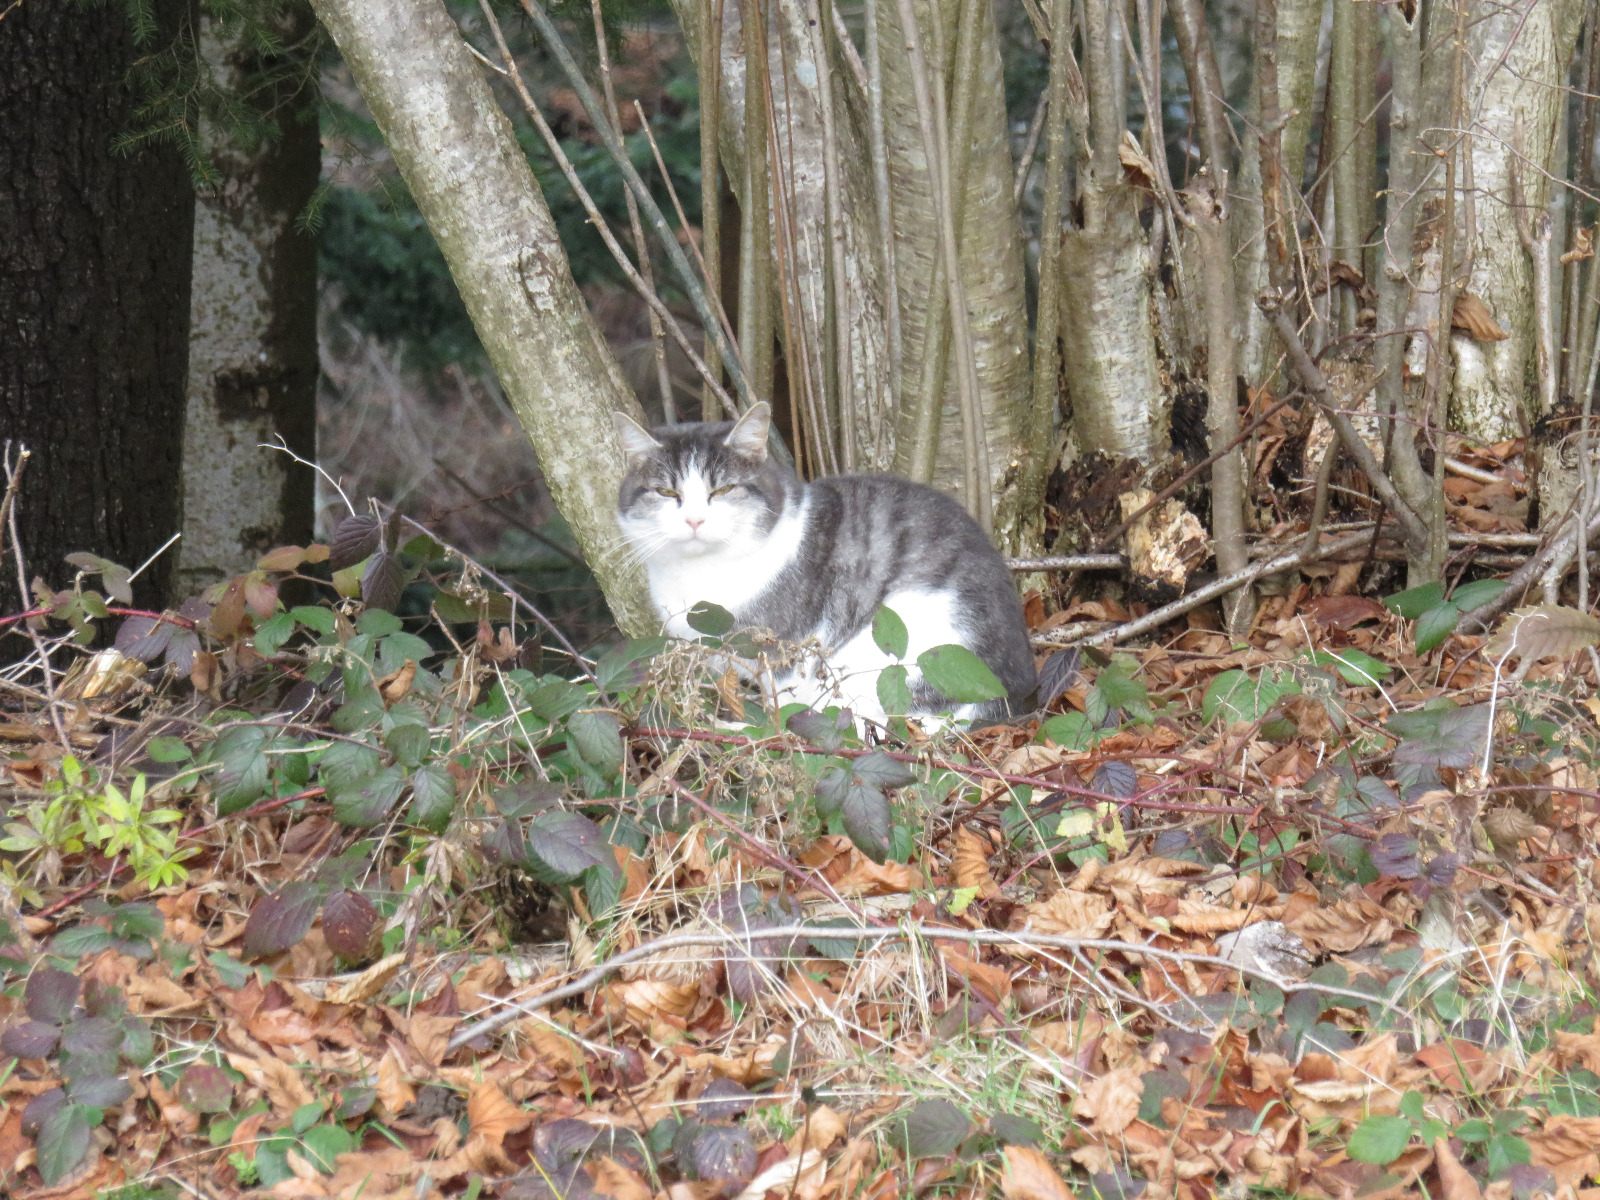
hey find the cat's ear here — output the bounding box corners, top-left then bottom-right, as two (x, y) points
(612, 410), (662, 464)
(723, 402), (771, 461)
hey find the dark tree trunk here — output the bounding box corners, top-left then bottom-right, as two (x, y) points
(0, 0), (196, 617)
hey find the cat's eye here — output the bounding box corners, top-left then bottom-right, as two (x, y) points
(710, 484), (738, 498)
(653, 486), (680, 499)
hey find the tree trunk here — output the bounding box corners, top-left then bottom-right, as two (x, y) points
(308, 0), (654, 634)
(0, 0), (196, 616)
(1441, 0), (1584, 443)
(178, 9), (320, 595)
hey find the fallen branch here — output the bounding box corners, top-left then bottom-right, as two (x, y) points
(445, 921), (1408, 1052)
(1056, 528), (1373, 647)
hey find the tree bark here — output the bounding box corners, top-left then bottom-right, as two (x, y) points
(308, 0), (654, 634)
(0, 0), (196, 616)
(178, 9), (320, 595)
(1441, 0), (1584, 443)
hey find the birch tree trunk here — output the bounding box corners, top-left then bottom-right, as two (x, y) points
(178, 11), (319, 595)
(308, 0), (653, 633)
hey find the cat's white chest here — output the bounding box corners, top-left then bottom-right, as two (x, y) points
(645, 497), (810, 636)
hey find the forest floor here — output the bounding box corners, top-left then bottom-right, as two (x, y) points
(3, 506), (1600, 1200)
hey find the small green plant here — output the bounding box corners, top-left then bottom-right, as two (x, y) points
(1, 757), (195, 902)
(1384, 579), (1507, 653)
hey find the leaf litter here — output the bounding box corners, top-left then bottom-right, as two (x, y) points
(3, 530), (1600, 1197)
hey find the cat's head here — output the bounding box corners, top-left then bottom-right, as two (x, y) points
(613, 402), (789, 558)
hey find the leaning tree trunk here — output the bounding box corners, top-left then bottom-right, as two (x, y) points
(178, 7), (320, 595)
(309, 0), (653, 634)
(0, 0), (196, 617)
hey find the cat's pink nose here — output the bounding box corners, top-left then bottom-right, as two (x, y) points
(685, 517), (704, 533)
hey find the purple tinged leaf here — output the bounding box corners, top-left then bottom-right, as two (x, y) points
(25, 968), (80, 1024)
(178, 1064), (234, 1114)
(1037, 648), (1080, 710)
(684, 1124), (757, 1187)
(60, 1015), (120, 1058)
(525, 811), (612, 884)
(114, 615), (172, 663)
(841, 785), (892, 864)
(1093, 760), (1138, 799)
(893, 1098), (973, 1159)
(322, 890), (382, 963)
(66, 1074), (132, 1107)
(329, 513), (382, 571)
(164, 628), (201, 674)
(2, 1019), (61, 1058)
(1370, 833), (1421, 880)
(697, 1077), (755, 1120)
(21, 1088), (65, 1136)
(1424, 852), (1463, 888)
(851, 751), (916, 789)
(360, 550), (406, 613)
(243, 881), (323, 959)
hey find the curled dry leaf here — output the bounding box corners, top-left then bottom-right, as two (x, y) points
(1001, 1144), (1074, 1200)
(1451, 292), (1509, 341)
(327, 952), (406, 1007)
(1561, 223), (1594, 265)
(1286, 895), (1394, 953)
(1488, 605), (1600, 665)
(609, 977), (701, 1027)
(950, 826), (1001, 899)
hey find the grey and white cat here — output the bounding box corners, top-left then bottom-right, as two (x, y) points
(612, 402), (1035, 724)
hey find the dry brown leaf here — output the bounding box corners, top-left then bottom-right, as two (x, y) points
(1489, 605), (1600, 664)
(1434, 1136), (1484, 1200)
(951, 826), (1001, 898)
(1074, 1066), (1143, 1135)
(1020, 889), (1114, 938)
(378, 658), (417, 702)
(328, 951), (406, 1006)
(940, 947), (1013, 1005)
(1451, 292), (1510, 340)
(1285, 895), (1394, 953)
(609, 976), (701, 1026)
(1169, 900), (1259, 934)
(1563, 224), (1594, 265)
(225, 1048), (315, 1110)
(466, 1080), (532, 1147)
(374, 1047), (417, 1114)
(1118, 130), (1157, 189)
(1527, 1115), (1600, 1186)
(1416, 1040), (1501, 1092)
(1001, 1144), (1075, 1199)
(593, 1157), (655, 1200)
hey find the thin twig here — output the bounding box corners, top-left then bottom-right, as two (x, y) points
(1263, 304), (1431, 556)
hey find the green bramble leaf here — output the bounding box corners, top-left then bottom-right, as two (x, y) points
(871, 606), (908, 659)
(915, 644), (1005, 705)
